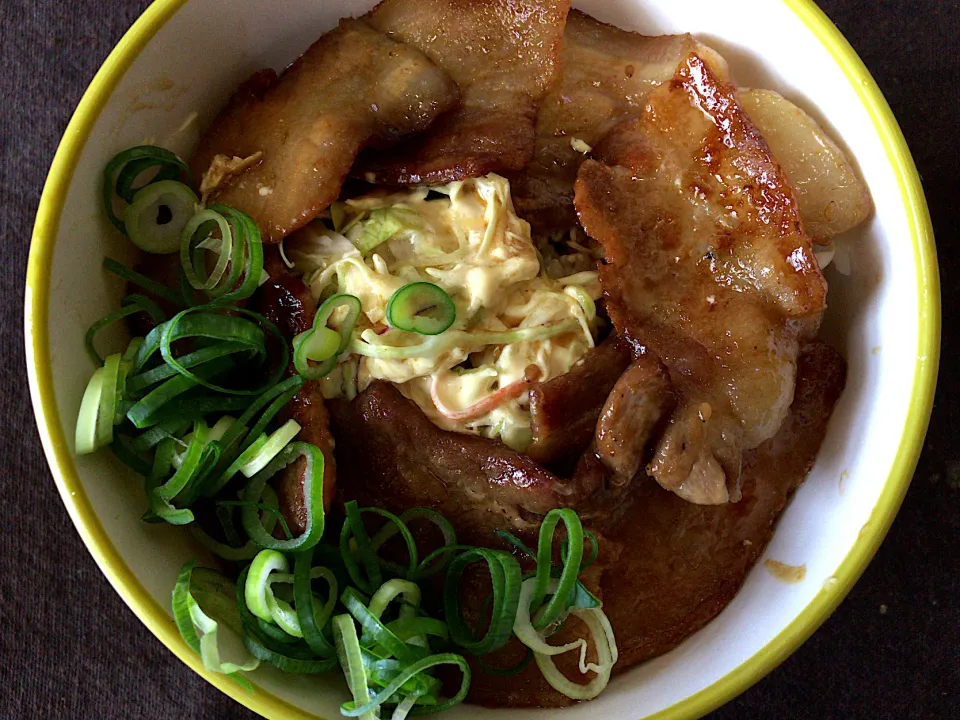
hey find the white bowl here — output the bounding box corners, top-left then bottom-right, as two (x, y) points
(26, 0), (939, 718)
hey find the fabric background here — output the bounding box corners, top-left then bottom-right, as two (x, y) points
(1, 1), (957, 718)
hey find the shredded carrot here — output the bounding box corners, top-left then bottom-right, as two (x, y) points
(430, 365), (541, 423)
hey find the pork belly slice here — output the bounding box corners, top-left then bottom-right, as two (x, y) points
(508, 9), (726, 234)
(190, 19), (459, 243)
(575, 53), (827, 504)
(328, 382), (597, 545)
(467, 343), (847, 707)
(354, 0), (571, 185)
(526, 334), (631, 468)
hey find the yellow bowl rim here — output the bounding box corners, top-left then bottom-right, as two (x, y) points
(24, 0), (940, 718)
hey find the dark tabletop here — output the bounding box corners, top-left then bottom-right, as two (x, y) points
(2, 1), (957, 718)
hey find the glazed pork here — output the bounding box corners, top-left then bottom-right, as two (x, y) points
(509, 10), (724, 234)
(575, 53), (828, 504)
(190, 19), (459, 243)
(328, 382), (594, 545)
(466, 343), (847, 707)
(355, 0), (572, 185)
(526, 334), (631, 468)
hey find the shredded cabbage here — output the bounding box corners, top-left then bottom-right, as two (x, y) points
(287, 174), (601, 449)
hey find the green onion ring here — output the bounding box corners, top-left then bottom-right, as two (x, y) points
(203, 375), (304, 497)
(530, 509), (584, 630)
(341, 587), (423, 664)
(339, 501), (383, 594)
(443, 548), (521, 655)
(241, 442), (324, 552)
(235, 566), (338, 674)
(158, 307), (278, 395)
(124, 180), (199, 254)
(293, 294), (362, 380)
(293, 549), (339, 658)
(180, 208), (234, 292)
(385, 282), (456, 336)
(339, 652), (471, 718)
(85, 294), (164, 366)
(172, 560), (257, 690)
(103, 145), (191, 234)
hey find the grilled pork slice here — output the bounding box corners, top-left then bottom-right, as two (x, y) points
(594, 354), (675, 483)
(329, 382), (592, 545)
(190, 19), (459, 243)
(508, 9), (727, 234)
(575, 53), (827, 504)
(467, 342), (846, 707)
(526, 334), (631, 468)
(355, 0), (571, 185)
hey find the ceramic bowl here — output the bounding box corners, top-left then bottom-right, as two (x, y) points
(26, 0), (939, 717)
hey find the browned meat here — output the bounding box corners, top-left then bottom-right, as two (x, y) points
(329, 382), (588, 544)
(508, 10), (723, 234)
(526, 335), (631, 467)
(190, 19), (458, 243)
(354, 0), (571, 185)
(250, 251), (337, 531)
(595, 354), (674, 481)
(467, 342), (846, 707)
(574, 53), (827, 503)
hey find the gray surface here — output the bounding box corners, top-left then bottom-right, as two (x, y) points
(2, 1), (957, 718)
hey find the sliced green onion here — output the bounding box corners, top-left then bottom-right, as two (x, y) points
(104, 145), (191, 234)
(126, 342), (250, 394)
(294, 548), (339, 657)
(157, 308), (278, 395)
(530, 509), (584, 630)
(85, 295), (164, 365)
(103, 257), (184, 307)
(204, 375), (304, 497)
(293, 294), (362, 380)
(297, 327), (340, 363)
(333, 614), (377, 720)
(342, 587), (422, 664)
(241, 442), (324, 551)
(144, 439), (194, 525)
(191, 488), (283, 561)
(238, 419), (300, 477)
(180, 204), (264, 306)
(518, 579), (618, 701)
(354, 506), (419, 579)
(339, 652), (471, 718)
(75, 368), (105, 454)
(443, 548), (521, 655)
(339, 501), (382, 594)
(235, 566), (338, 674)
(369, 508), (457, 581)
(124, 180), (198, 254)
(172, 561), (258, 690)
(180, 209), (233, 292)
(386, 283), (456, 336)
(125, 356), (235, 428)
(245, 550), (289, 623)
